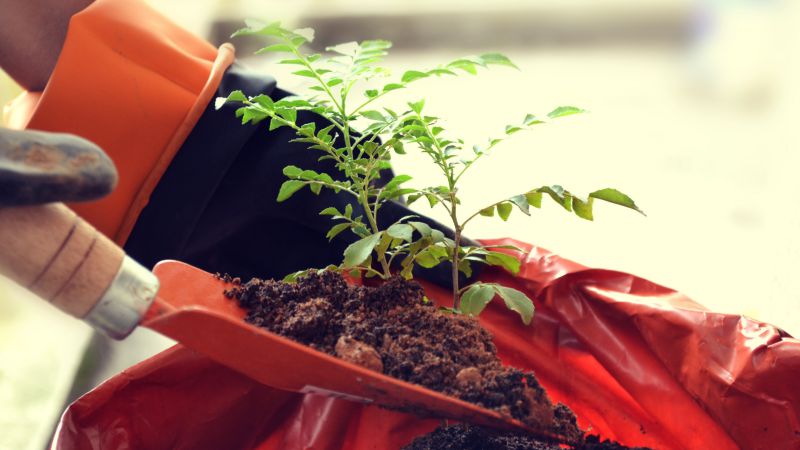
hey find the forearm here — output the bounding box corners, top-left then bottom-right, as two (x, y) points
(0, 0), (93, 91)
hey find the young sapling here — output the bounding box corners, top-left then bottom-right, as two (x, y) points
(218, 21), (644, 325)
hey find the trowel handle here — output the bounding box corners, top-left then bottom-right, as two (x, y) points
(0, 203), (159, 338)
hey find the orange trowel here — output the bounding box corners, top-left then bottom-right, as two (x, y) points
(0, 129), (574, 445)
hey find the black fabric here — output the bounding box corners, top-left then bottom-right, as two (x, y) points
(125, 64), (476, 287)
(125, 64), (275, 267)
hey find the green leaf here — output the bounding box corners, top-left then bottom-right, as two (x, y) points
(479, 53), (518, 69)
(255, 43), (295, 54)
(430, 229), (445, 243)
(455, 258), (471, 277)
(523, 114), (544, 126)
(282, 165), (303, 177)
(277, 108), (297, 123)
(402, 70), (429, 83)
(525, 191), (542, 208)
(539, 185), (573, 211)
(317, 124), (335, 142)
(233, 20), (283, 39)
(383, 83), (405, 92)
(392, 141), (406, 154)
(485, 251), (521, 274)
(269, 117), (286, 131)
(360, 141), (379, 156)
(327, 41), (359, 55)
(415, 245), (448, 268)
(548, 106), (585, 119)
(360, 110), (384, 121)
(508, 195), (530, 216)
(479, 206), (495, 217)
(572, 197), (594, 220)
(293, 69), (317, 78)
(408, 221), (433, 237)
(240, 108), (268, 125)
(589, 188), (645, 215)
(277, 180), (305, 202)
(278, 58), (306, 66)
(298, 122), (316, 136)
(493, 285), (534, 325)
(497, 202), (513, 221)
(215, 90), (247, 109)
(380, 187), (416, 201)
(425, 193), (439, 208)
(351, 223), (369, 237)
(365, 89), (379, 98)
(343, 233), (382, 268)
(276, 97), (310, 108)
(427, 68), (456, 77)
(408, 99), (425, 114)
(299, 169), (321, 180)
(460, 284), (496, 316)
(448, 59), (479, 75)
(361, 39), (392, 50)
(319, 206), (341, 216)
(387, 223), (413, 242)
(483, 243), (524, 252)
(326, 222), (351, 240)
(283, 270), (308, 283)
(383, 174), (412, 191)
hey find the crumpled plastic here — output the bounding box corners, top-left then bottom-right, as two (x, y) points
(52, 239), (800, 450)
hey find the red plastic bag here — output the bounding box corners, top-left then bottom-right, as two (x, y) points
(53, 240), (800, 449)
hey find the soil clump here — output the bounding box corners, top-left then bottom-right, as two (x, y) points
(224, 271), (619, 445)
(402, 424), (651, 450)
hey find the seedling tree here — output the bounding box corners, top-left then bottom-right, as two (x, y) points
(218, 22), (643, 325)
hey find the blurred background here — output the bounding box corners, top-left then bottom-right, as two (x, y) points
(1, 0), (798, 448)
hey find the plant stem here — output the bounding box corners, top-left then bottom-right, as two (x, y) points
(450, 191), (461, 310)
(413, 109), (464, 308)
(360, 187), (391, 278)
(282, 45), (393, 278)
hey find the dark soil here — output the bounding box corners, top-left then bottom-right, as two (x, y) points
(402, 424), (651, 450)
(223, 271), (645, 449)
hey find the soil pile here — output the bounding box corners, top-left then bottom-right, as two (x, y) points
(224, 271), (580, 442)
(402, 424), (651, 450)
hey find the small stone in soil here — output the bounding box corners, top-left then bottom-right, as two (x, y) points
(455, 367), (482, 388)
(335, 336), (384, 372)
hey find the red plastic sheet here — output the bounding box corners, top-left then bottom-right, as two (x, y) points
(53, 240), (800, 449)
